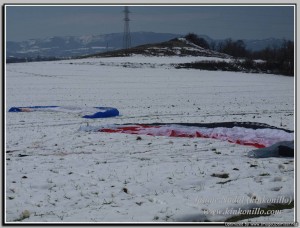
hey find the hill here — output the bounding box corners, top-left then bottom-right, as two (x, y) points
(6, 32), (288, 59)
(85, 38), (231, 59)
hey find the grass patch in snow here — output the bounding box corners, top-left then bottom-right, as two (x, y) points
(211, 173), (229, 178)
(13, 210), (30, 222)
(259, 173), (271, 176)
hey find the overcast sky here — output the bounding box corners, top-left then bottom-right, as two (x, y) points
(5, 5), (294, 42)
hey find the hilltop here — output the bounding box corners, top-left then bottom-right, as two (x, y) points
(85, 38), (231, 59)
(82, 36), (293, 77)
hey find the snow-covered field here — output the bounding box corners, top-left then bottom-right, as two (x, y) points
(5, 56), (295, 223)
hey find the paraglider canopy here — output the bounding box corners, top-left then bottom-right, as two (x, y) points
(8, 106), (119, 119)
(81, 122), (294, 149)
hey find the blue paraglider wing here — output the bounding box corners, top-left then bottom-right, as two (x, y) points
(82, 107), (119, 118)
(8, 106), (119, 119)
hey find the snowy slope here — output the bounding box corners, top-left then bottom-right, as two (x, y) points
(5, 56), (295, 223)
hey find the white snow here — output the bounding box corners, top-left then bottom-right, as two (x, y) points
(5, 55), (295, 223)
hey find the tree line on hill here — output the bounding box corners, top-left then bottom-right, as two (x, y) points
(184, 33), (294, 76)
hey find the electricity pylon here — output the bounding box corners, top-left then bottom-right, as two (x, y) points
(123, 6), (131, 50)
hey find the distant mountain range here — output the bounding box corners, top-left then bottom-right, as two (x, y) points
(6, 31), (287, 59)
